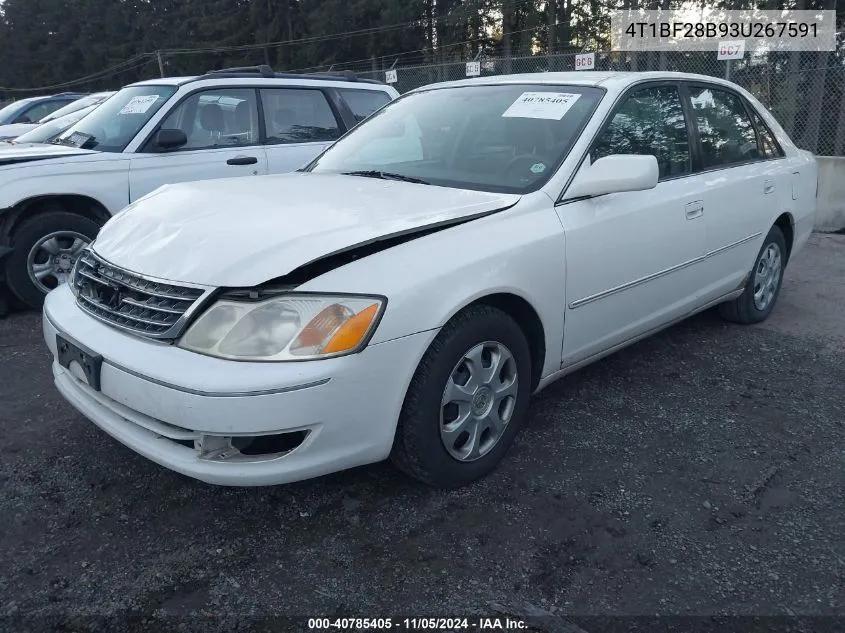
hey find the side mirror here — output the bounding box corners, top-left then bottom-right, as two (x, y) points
(155, 128), (187, 151)
(566, 154), (659, 199)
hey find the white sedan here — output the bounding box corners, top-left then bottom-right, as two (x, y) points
(42, 71), (817, 488)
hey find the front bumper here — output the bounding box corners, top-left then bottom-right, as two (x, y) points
(43, 285), (435, 486)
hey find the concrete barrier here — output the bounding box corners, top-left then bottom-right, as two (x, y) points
(815, 156), (845, 232)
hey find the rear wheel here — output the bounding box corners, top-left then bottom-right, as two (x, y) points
(390, 304), (532, 488)
(718, 225), (787, 325)
(5, 209), (100, 309)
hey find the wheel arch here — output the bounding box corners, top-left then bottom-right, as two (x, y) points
(446, 292), (547, 392)
(773, 211), (795, 264)
(1, 194), (111, 239)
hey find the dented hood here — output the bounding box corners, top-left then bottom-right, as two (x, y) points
(92, 172), (520, 287)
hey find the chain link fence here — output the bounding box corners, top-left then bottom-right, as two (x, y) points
(338, 41), (845, 157)
(2, 40), (843, 156)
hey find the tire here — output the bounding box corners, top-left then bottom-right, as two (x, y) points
(390, 304), (533, 488)
(718, 225), (787, 325)
(5, 209), (100, 309)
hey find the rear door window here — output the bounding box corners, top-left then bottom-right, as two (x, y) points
(260, 88), (341, 145)
(338, 89), (392, 123)
(687, 86), (760, 169)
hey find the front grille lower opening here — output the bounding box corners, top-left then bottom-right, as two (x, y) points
(232, 431), (308, 456)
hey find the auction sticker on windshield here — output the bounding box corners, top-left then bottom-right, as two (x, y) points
(502, 92), (581, 120)
(64, 131), (93, 147)
(119, 95), (160, 115)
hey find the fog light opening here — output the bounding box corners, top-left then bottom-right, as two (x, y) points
(234, 431), (308, 456)
(193, 430), (309, 461)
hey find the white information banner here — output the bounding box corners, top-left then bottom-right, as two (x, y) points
(610, 10), (836, 52)
(466, 61), (481, 77)
(385, 69), (397, 84)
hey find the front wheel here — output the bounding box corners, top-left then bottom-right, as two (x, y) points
(5, 210), (100, 309)
(718, 225), (787, 325)
(390, 304), (533, 488)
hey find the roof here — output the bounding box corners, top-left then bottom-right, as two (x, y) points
(412, 71), (743, 94)
(4, 92), (86, 106)
(129, 76), (198, 87)
(128, 70), (392, 90)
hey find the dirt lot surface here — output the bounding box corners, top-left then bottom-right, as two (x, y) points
(1, 235), (844, 633)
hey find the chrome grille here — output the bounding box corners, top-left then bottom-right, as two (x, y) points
(72, 250), (207, 339)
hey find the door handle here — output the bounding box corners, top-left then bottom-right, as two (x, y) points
(685, 201), (704, 220)
(764, 179), (776, 194)
(227, 156), (258, 166)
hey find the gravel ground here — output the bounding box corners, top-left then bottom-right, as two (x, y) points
(1, 234), (844, 632)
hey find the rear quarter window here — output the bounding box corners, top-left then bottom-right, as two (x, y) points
(338, 89), (392, 123)
(748, 108), (785, 159)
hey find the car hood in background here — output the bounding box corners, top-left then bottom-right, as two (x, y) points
(0, 142), (99, 165)
(0, 141), (48, 152)
(0, 122), (38, 140)
(93, 172), (520, 287)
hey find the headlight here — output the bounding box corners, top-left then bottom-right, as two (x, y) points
(178, 293), (385, 361)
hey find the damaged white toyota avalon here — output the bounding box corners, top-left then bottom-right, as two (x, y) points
(43, 72), (817, 488)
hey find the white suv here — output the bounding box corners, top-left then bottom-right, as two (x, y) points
(0, 66), (397, 308)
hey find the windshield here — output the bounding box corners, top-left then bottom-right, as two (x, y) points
(307, 84), (604, 194)
(53, 85), (176, 152)
(15, 105), (98, 144)
(0, 99), (34, 125)
(39, 93), (112, 123)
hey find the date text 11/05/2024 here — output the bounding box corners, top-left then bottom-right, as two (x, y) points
(307, 617), (529, 630)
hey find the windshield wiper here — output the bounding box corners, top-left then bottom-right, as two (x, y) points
(342, 170), (430, 185)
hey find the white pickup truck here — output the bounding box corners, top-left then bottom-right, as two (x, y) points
(0, 66), (397, 307)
